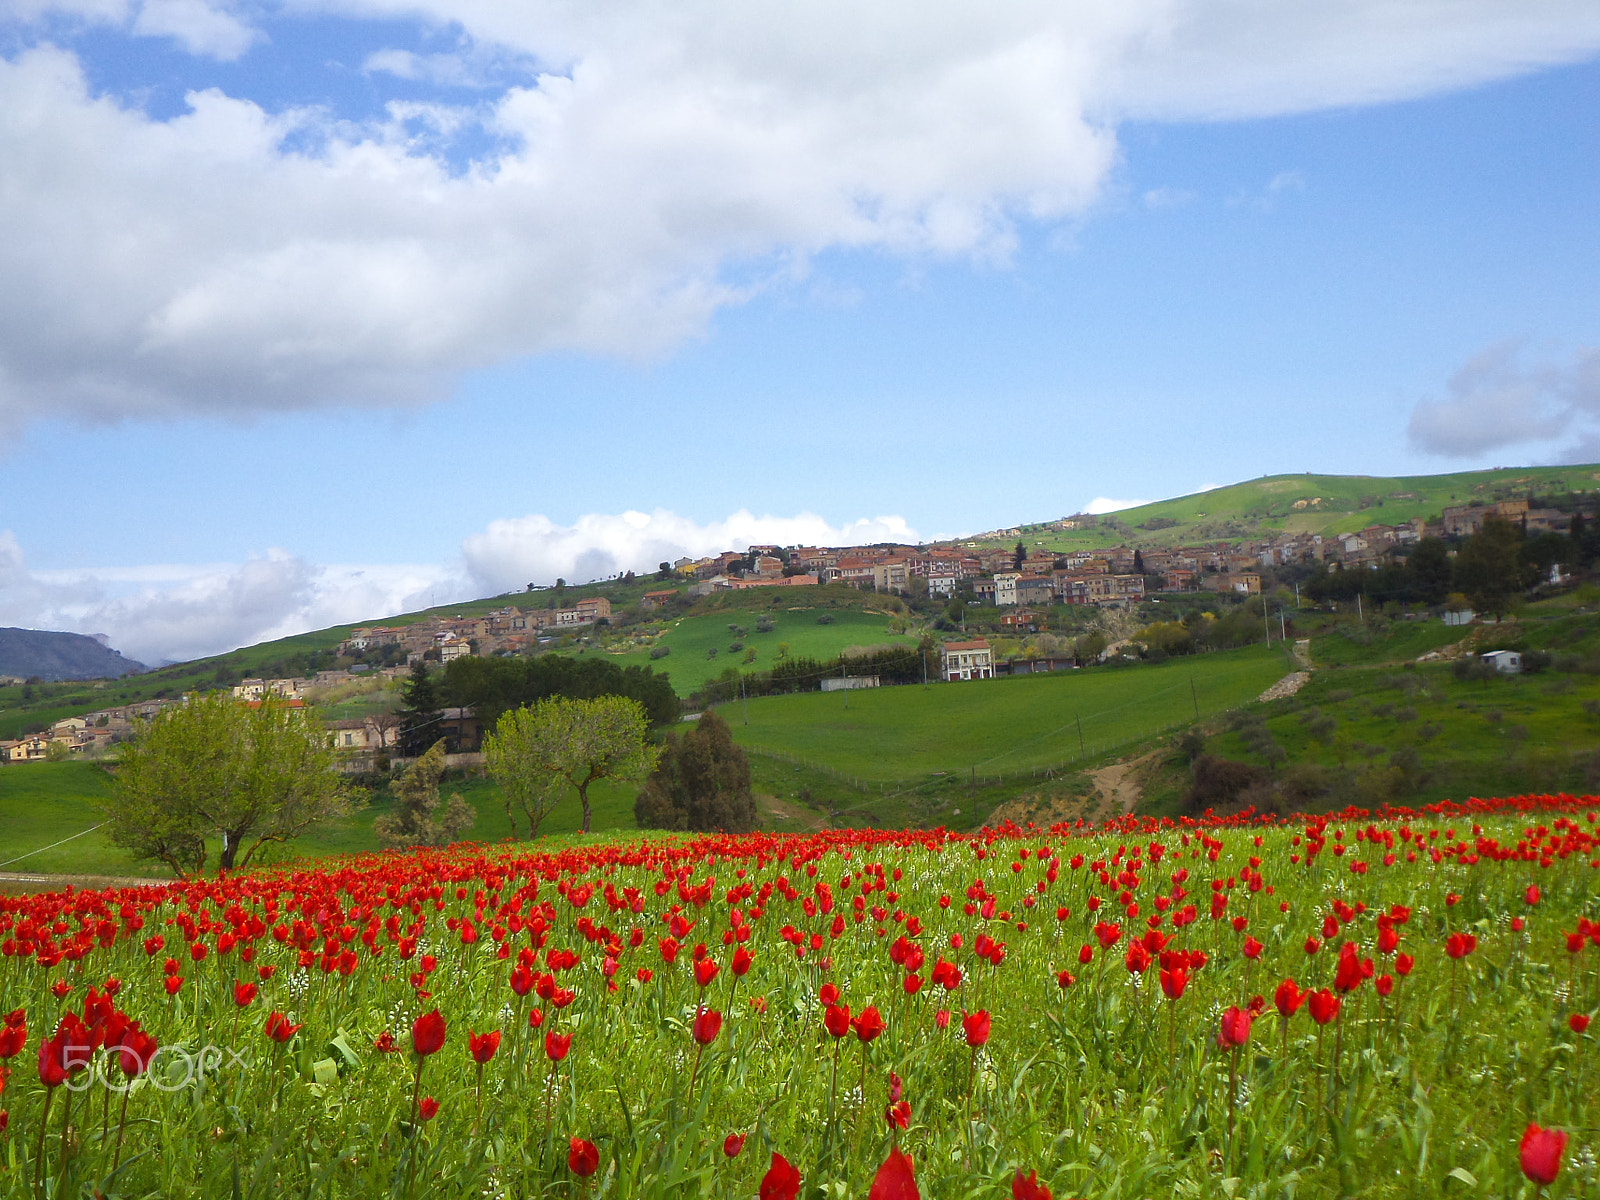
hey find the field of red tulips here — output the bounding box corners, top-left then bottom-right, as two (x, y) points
(2, 796), (1598, 1199)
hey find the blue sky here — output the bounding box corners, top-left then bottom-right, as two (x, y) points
(2, 1), (1599, 663)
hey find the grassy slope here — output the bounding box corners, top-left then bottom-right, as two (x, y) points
(966, 464), (1600, 553)
(0, 761), (641, 880)
(725, 643), (1290, 782)
(605, 607), (915, 696)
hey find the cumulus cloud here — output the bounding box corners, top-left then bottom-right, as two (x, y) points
(0, 531), (466, 664)
(1085, 497), (1154, 515)
(1406, 340), (1600, 457)
(1, 2), (1598, 423)
(461, 508), (919, 595)
(0, 507), (919, 663)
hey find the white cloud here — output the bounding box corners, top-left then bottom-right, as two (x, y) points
(0, 2), (1598, 423)
(0, 530), (466, 664)
(1407, 340), (1599, 457)
(461, 508), (919, 594)
(130, 0), (257, 59)
(1142, 186), (1197, 210)
(1085, 497), (1154, 515)
(0, 507), (920, 663)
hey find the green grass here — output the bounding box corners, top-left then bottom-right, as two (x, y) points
(726, 643), (1291, 783)
(606, 607), (916, 696)
(1213, 660), (1600, 803)
(1308, 616), (1469, 668)
(0, 760), (154, 877)
(0, 760), (643, 880)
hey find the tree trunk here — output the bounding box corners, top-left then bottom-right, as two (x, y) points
(219, 830), (238, 871)
(578, 781), (591, 834)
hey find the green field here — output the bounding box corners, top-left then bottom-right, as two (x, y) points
(0, 760), (641, 880)
(725, 643), (1291, 782)
(606, 606), (916, 696)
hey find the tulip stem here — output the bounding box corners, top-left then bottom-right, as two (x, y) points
(405, 1058), (425, 1198)
(1226, 1044), (1239, 1172)
(110, 1087), (131, 1178)
(55, 1086), (74, 1189)
(686, 1038), (707, 1109)
(33, 1087), (54, 1191)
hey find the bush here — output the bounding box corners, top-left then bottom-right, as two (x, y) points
(1182, 755), (1268, 814)
(816, 613), (835, 625)
(649, 645), (671, 660)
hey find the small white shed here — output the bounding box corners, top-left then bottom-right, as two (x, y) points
(1481, 650), (1522, 675)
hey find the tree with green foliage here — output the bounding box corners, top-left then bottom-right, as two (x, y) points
(1454, 515), (1529, 618)
(442, 653), (680, 729)
(399, 660), (441, 756)
(107, 693), (353, 877)
(1013, 540), (1026, 570)
(373, 739), (474, 848)
(634, 711), (756, 833)
(1406, 537), (1453, 606)
(482, 695), (659, 835)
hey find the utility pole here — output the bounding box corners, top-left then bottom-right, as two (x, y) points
(741, 676), (748, 726)
(1280, 607), (1287, 642)
(1076, 713), (1085, 758)
(1357, 593), (1364, 624)
(1190, 677), (1199, 720)
(1294, 582), (1301, 609)
(1263, 595), (1272, 647)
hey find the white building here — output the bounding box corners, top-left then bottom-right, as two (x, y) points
(941, 639), (994, 682)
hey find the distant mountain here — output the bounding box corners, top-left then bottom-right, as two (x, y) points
(0, 628), (146, 682)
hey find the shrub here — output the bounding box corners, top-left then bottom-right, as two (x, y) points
(1182, 755), (1268, 813)
(649, 645), (671, 660)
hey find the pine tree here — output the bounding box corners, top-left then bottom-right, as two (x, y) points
(373, 739), (474, 848)
(635, 711), (755, 833)
(398, 660), (440, 756)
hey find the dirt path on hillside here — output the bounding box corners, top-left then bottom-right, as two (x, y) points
(1087, 750), (1163, 815)
(0, 871), (168, 895)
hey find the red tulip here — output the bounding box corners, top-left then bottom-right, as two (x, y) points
(1307, 989), (1341, 1026)
(824, 1004), (851, 1039)
(962, 1010), (991, 1048)
(1159, 966), (1188, 1000)
(1242, 936), (1263, 960)
(412, 1009), (446, 1057)
(1570, 1013), (1591, 1034)
(468, 1029), (500, 1064)
(264, 1011), (302, 1044)
(819, 983), (839, 1006)
(852, 1006), (886, 1043)
(692, 1008), (723, 1046)
(233, 981), (258, 1008)
(732, 947), (754, 977)
(164, 976), (183, 996)
(1395, 953), (1415, 977)
(116, 1025), (158, 1078)
(1218, 1006), (1251, 1048)
(1012, 1169), (1054, 1200)
(903, 973), (923, 995)
(1519, 1122), (1567, 1185)
(1445, 933), (1477, 960)
(0, 1014), (26, 1060)
(418, 1096), (439, 1121)
(510, 965), (534, 996)
(568, 1136), (599, 1177)
(759, 1152), (802, 1200)
(868, 1146), (919, 1200)
(545, 1031), (572, 1061)
(1525, 885), (1541, 907)
(1274, 978), (1305, 1018)
(885, 1099), (911, 1129)
(695, 958), (720, 988)
(723, 1132), (746, 1158)
(1375, 974), (1394, 997)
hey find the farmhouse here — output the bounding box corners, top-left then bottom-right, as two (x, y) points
(941, 639), (994, 682)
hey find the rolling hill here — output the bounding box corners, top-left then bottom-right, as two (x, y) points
(965, 464), (1600, 552)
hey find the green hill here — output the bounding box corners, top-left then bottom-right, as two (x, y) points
(968, 464), (1600, 552)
